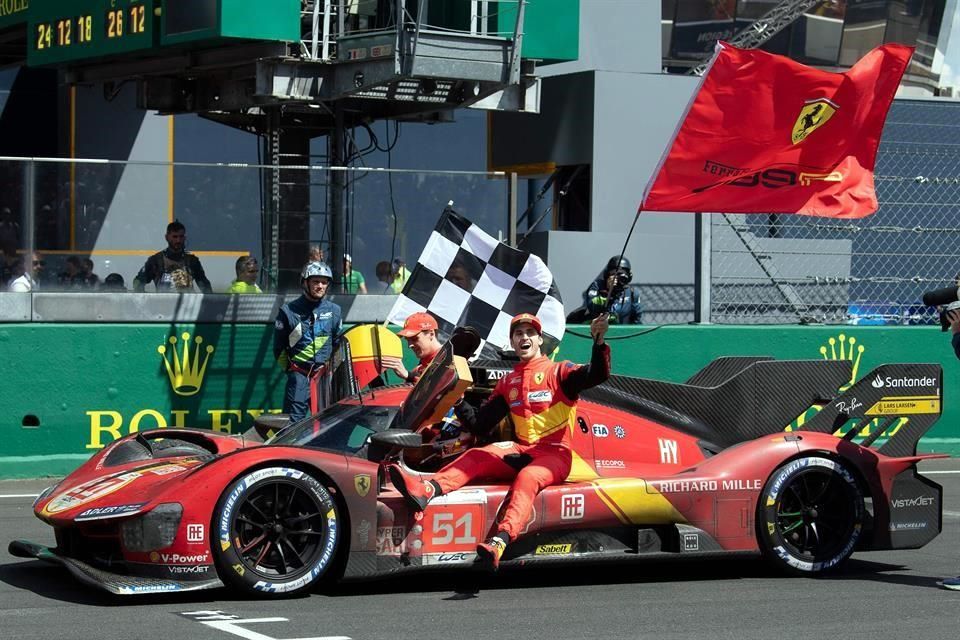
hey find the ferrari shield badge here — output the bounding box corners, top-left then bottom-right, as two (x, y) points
(791, 98), (838, 145)
(534, 372), (545, 384)
(354, 474), (372, 497)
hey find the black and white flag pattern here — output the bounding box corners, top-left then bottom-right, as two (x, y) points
(387, 208), (565, 357)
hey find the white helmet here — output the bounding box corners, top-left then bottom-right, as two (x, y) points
(301, 261), (333, 281)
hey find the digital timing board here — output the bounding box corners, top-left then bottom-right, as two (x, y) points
(23, 0), (299, 67)
(28, 0), (155, 66)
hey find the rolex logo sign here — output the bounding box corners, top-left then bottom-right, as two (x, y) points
(158, 332), (215, 396)
(819, 333), (864, 390)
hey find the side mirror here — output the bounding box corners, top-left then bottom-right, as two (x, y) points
(369, 429), (424, 449)
(253, 414), (291, 440)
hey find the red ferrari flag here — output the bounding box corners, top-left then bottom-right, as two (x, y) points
(641, 42), (913, 218)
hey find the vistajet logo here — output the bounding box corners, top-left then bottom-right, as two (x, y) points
(870, 375), (937, 389)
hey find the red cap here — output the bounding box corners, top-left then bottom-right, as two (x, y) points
(510, 313), (542, 335)
(398, 312), (439, 337)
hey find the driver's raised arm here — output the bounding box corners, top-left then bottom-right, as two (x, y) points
(454, 394), (509, 439)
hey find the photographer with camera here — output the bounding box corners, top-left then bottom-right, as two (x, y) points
(583, 256), (643, 324)
(921, 284), (960, 360)
(921, 284), (960, 590)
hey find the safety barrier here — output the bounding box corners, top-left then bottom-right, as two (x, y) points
(0, 323), (955, 478)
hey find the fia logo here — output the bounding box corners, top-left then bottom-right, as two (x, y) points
(560, 493), (584, 520)
(592, 424), (609, 438)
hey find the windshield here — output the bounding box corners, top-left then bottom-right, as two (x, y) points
(267, 403), (400, 456)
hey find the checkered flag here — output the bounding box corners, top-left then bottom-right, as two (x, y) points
(387, 207), (564, 358)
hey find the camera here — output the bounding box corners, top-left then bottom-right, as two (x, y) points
(921, 286), (960, 332)
(606, 269), (631, 307)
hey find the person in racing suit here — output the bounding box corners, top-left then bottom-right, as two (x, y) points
(273, 261), (342, 421)
(384, 311), (443, 384)
(388, 311), (610, 569)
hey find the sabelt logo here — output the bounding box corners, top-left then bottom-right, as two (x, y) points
(535, 543), (572, 555)
(871, 375), (937, 389)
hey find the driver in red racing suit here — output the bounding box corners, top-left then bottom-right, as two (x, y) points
(388, 311), (610, 569)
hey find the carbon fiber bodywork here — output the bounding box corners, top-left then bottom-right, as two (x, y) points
(582, 360), (851, 448)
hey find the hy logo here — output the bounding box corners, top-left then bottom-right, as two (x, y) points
(819, 333), (864, 390)
(157, 332), (215, 396)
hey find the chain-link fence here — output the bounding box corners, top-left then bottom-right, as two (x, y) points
(710, 98), (960, 325)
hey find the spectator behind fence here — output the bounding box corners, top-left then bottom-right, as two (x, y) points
(101, 273), (127, 291)
(133, 220), (212, 293)
(227, 256), (263, 293)
(340, 253), (367, 294)
(0, 249), (14, 286)
(375, 258), (410, 294)
(308, 244), (325, 263)
(5, 255), (24, 289)
(58, 256), (83, 289)
(80, 258), (100, 289)
(0, 206), (19, 259)
(8, 252), (44, 292)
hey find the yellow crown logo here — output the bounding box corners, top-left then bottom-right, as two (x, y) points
(818, 333), (864, 389)
(157, 332), (215, 396)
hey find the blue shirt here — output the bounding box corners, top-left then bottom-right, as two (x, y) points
(273, 295), (342, 370)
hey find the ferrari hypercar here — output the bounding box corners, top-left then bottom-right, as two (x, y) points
(10, 327), (945, 596)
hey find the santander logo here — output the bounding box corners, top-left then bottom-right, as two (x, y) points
(871, 375), (884, 388)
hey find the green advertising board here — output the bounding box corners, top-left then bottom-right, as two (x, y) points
(0, 0), (29, 30)
(0, 323), (956, 478)
(160, 0), (300, 46)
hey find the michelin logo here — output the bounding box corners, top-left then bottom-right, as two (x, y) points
(870, 375), (937, 389)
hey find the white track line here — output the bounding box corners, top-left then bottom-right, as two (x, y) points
(0, 494), (39, 499)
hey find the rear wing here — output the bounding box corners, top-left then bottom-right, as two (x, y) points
(797, 363), (942, 457)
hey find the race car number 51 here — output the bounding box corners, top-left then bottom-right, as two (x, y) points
(425, 504), (482, 551)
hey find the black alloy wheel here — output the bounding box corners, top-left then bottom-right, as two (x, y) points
(757, 455), (865, 575)
(213, 467), (340, 596)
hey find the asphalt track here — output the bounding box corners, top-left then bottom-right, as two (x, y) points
(2, 459), (960, 640)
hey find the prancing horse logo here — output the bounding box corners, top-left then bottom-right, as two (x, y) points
(792, 98), (839, 144)
(354, 474), (371, 497)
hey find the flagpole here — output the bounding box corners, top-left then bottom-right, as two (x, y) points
(603, 208), (644, 315)
(694, 211), (711, 324)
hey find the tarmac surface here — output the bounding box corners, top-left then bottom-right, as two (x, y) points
(2, 458), (960, 640)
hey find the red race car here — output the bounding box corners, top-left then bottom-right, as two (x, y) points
(10, 329), (945, 596)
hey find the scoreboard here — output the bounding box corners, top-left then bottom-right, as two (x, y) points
(25, 0), (299, 67)
(29, 0), (155, 66)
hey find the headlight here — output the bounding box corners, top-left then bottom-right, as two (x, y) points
(33, 483), (59, 509)
(120, 503), (183, 552)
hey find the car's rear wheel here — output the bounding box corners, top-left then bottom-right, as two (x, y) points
(213, 466), (340, 596)
(757, 455), (864, 575)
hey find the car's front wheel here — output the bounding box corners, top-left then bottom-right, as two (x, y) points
(212, 466), (340, 596)
(757, 455), (864, 575)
